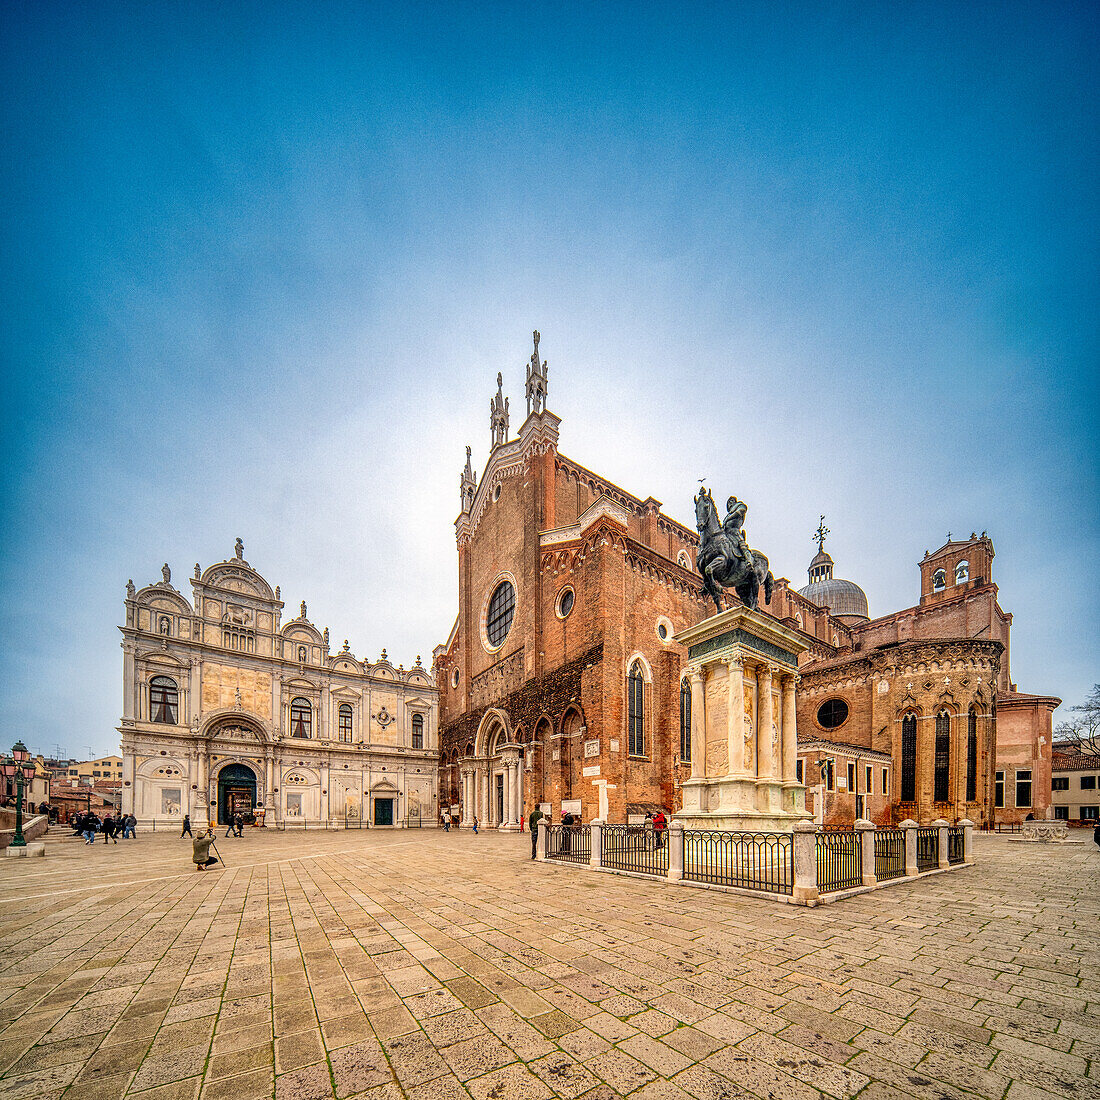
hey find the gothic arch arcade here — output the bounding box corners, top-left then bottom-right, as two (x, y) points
(459, 709), (524, 829)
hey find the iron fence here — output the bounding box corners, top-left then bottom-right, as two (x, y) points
(816, 829), (863, 892)
(947, 826), (964, 864)
(874, 829), (905, 881)
(683, 830), (792, 894)
(600, 824), (669, 876)
(916, 826), (938, 871)
(546, 823), (591, 865)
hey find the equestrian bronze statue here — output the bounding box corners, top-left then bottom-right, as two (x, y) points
(694, 488), (774, 612)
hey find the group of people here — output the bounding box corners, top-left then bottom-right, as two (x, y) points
(439, 813), (480, 833)
(70, 811), (136, 844)
(180, 813), (246, 838)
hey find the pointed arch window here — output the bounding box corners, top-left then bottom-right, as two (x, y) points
(290, 698), (312, 739)
(901, 714), (917, 802)
(679, 679), (691, 763)
(338, 704), (353, 743)
(412, 714), (424, 750)
(628, 661), (645, 757)
(934, 710), (951, 802)
(150, 677), (178, 724)
(966, 706), (978, 802)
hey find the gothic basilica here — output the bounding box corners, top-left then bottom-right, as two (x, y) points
(432, 334), (1058, 830)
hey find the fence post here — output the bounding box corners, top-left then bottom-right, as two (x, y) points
(960, 818), (974, 863)
(668, 823), (684, 882)
(537, 819), (548, 861)
(856, 819), (876, 887)
(590, 820), (603, 869)
(933, 818), (950, 869)
(900, 819), (918, 877)
(792, 821), (819, 905)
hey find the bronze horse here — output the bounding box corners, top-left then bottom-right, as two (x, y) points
(694, 489), (774, 612)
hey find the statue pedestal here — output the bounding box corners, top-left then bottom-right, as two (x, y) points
(673, 607), (811, 833)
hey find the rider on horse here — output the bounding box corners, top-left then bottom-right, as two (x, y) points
(723, 497), (754, 574)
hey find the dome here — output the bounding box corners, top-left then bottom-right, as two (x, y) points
(797, 576), (869, 619)
(797, 517), (868, 621)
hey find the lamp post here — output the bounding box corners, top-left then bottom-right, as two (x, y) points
(2, 741), (38, 848)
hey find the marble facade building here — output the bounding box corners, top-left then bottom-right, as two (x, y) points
(119, 543), (438, 828)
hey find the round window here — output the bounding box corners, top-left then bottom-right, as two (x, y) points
(493, 484), (501, 502)
(658, 624), (668, 640)
(557, 587), (574, 618)
(486, 580), (516, 647)
(817, 699), (849, 729)
(451, 669), (459, 688)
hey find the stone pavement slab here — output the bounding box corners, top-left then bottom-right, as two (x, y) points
(0, 827), (1095, 1099)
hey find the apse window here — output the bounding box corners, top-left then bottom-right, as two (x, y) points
(817, 698), (849, 730)
(557, 587), (574, 619)
(486, 580), (515, 647)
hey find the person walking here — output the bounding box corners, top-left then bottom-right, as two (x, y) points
(233, 812), (244, 837)
(180, 814), (192, 838)
(224, 815), (235, 839)
(102, 815), (118, 844)
(528, 807), (543, 859)
(83, 814), (97, 844)
(653, 809), (667, 850)
(1093, 821), (1100, 851)
(126, 813), (137, 839)
(472, 816), (479, 835)
(441, 811), (450, 832)
(192, 828), (219, 871)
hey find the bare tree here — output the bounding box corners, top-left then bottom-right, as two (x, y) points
(1054, 684), (1100, 758)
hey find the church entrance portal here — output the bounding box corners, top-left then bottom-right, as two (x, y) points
(217, 763), (257, 825)
(374, 798), (394, 826)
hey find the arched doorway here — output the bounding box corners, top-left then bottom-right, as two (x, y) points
(217, 763), (257, 824)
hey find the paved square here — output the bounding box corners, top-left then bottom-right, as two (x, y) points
(0, 829), (1096, 1099)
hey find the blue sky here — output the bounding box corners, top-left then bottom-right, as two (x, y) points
(2, 1), (1097, 759)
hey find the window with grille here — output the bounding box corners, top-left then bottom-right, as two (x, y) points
(966, 707), (978, 802)
(995, 770), (1004, 808)
(679, 680), (691, 762)
(338, 704), (353, 743)
(486, 581), (515, 647)
(817, 698), (848, 729)
(412, 714), (424, 750)
(150, 677), (178, 724)
(1015, 769), (1032, 807)
(628, 662), (645, 757)
(290, 698), (312, 739)
(796, 759), (803, 783)
(934, 711), (951, 802)
(901, 714), (917, 801)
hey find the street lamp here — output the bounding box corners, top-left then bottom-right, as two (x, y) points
(1, 741), (38, 848)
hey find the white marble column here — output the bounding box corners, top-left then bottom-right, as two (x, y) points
(197, 748), (210, 827)
(265, 752), (276, 814)
(782, 674), (798, 783)
(122, 645), (136, 719)
(689, 670), (705, 780)
(758, 665), (774, 780)
(727, 658), (745, 776)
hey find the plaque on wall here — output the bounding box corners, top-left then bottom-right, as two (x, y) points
(583, 739), (600, 757)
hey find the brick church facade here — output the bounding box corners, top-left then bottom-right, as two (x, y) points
(434, 334), (1057, 829)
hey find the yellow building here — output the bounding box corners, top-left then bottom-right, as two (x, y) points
(119, 541), (439, 828)
(64, 756), (123, 782)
